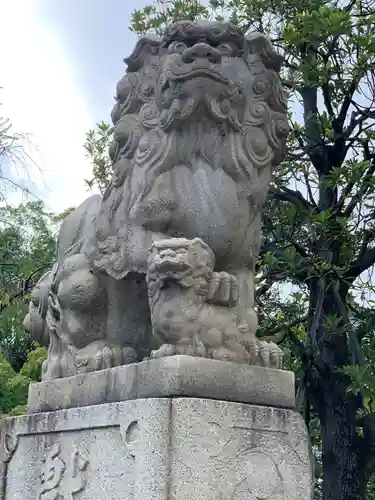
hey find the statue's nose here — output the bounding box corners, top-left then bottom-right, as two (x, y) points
(160, 249), (176, 259)
(182, 43), (222, 64)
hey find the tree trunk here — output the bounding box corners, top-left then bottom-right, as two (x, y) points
(319, 369), (366, 500)
(306, 283), (367, 499)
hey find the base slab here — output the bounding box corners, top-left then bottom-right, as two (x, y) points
(28, 355), (295, 413)
(1, 397), (313, 500)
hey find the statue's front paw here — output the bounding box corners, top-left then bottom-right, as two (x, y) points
(150, 344), (177, 359)
(94, 344), (124, 370)
(257, 340), (283, 369)
(122, 346), (138, 365)
(175, 336), (207, 357)
(150, 338), (207, 359)
(208, 272), (238, 307)
(209, 346), (248, 363)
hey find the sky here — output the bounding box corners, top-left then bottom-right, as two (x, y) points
(0, 1), (366, 215)
(0, 0), (148, 213)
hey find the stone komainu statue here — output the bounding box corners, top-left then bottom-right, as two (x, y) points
(24, 21), (289, 381)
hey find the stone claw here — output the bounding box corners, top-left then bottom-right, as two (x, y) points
(122, 346), (138, 365)
(269, 342), (284, 369)
(150, 344), (177, 359)
(93, 344), (124, 371)
(175, 336), (207, 357)
(256, 340), (283, 369)
(209, 346), (248, 363)
(208, 272), (238, 307)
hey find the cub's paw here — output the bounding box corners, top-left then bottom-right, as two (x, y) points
(150, 343), (177, 359)
(257, 340), (283, 369)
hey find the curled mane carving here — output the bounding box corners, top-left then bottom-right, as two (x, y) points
(25, 21), (290, 381)
(93, 21), (289, 279)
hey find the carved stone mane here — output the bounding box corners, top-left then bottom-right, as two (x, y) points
(93, 21), (288, 278)
(25, 21), (288, 380)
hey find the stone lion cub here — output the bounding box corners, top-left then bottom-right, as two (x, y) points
(146, 237), (282, 368)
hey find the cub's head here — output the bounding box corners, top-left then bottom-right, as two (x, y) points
(147, 238), (215, 296)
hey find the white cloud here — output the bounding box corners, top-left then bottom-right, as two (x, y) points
(0, 0), (96, 213)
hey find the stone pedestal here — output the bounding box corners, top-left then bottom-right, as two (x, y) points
(1, 357), (314, 499)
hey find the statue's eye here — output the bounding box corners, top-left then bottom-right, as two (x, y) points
(217, 43), (234, 56)
(160, 279), (171, 290)
(168, 42), (187, 54)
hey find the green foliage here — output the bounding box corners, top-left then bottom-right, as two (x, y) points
(51, 206), (76, 223)
(81, 0), (375, 497)
(20, 346), (48, 382)
(131, 0), (210, 36)
(0, 201), (56, 293)
(0, 201), (56, 371)
(0, 346), (47, 418)
(0, 303), (30, 372)
(0, 91), (32, 201)
(84, 121), (113, 194)
(0, 348), (15, 386)
(0, 350), (26, 416)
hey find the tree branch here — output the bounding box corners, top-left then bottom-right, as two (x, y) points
(332, 281), (365, 365)
(262, 314), (308, 346)
(333, 79), (358, 137)
(344, 107), (375, 139)
(269, 186), (314, 212)
(0, 264), (50, 313)
(260, 242), (310, 283)
(346, 246), (375, 282)
(336, 141), (375, 215)
(302, 169), (317, 206)
(300, 85), (327, 173)
(360, 412), (375, 480)
(343, 149), (375, 218)
(322, 82), (334, 119)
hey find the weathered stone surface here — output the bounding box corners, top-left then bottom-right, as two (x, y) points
(1, 398), (313, 500)
(170, 398), (313, 500)
(147, 238), (283, 366)
(1, 399), (170, 500)
(23, 21), (289, 380)
(28, 356), (294, 414)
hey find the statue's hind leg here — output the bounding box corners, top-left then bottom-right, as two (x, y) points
(105, 273), (154, 361)
(229, 267), (283, 369)
(229, 267), (258, 335)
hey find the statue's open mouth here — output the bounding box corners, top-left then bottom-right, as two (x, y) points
(162, 66), (229, 93)
(154, 256), (189, 272)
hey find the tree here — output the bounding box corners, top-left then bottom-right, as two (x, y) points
(0, 346), (47, 418)
(0, 93), (53, 415)
(129, 2), (375, 499)
(0, 91), (33, 201)
(0, 201), (57, 371)
(85, 1), (375, 497)
(84, 121), (113, 194)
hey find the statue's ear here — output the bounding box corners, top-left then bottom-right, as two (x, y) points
(245, 32), (284, 73)
(124, 36), (161, 73)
